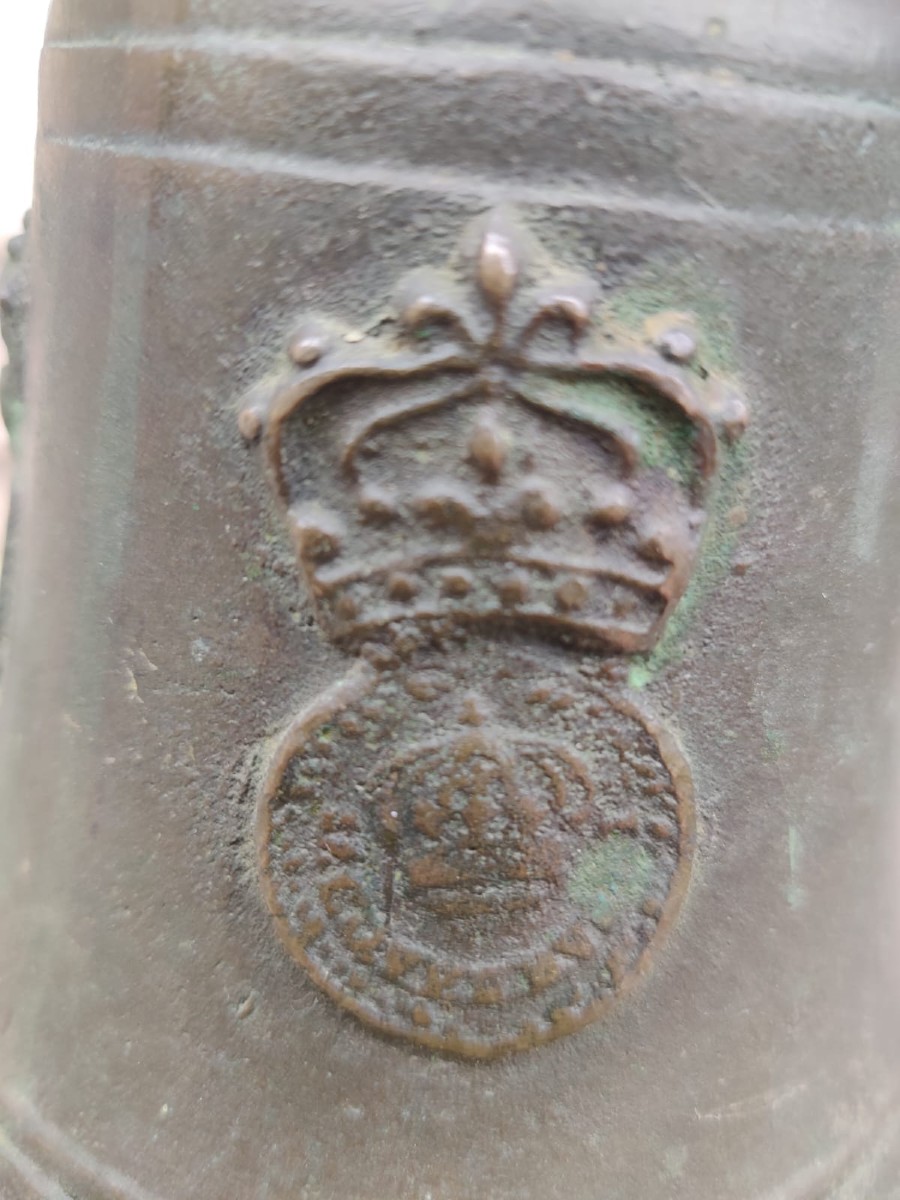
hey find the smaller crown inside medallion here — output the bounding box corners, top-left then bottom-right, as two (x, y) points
(241, 211), (747, 655)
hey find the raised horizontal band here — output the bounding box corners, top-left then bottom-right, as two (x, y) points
(40, 33), (900, 227)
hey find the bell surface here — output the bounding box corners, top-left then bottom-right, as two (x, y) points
(1, 1), (899, 1197)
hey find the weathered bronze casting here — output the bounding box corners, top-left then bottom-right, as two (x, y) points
(243, 211), (745, 1055)
(2, 0), (900, 1197)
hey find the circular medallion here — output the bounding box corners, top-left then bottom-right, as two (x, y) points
(256, 641), (694, 1058)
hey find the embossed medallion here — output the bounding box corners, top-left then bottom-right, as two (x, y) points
(258, 643), (694, 1056)
(240, 211), (746, 1056)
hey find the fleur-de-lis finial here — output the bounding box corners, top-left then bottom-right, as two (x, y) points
(477, 228), (519, 308)
(239, 209), (747, 505)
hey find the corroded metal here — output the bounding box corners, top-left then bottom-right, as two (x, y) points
(1, 1), (900, 1198)
(243, 211), (744, 1055)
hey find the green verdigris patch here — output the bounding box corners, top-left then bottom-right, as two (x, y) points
(602, 263), (750, 687)
(603, 259), (739, 380)
(568, 834), (656, 924)
(521, 374), (700, 492)
(629, 435), (750, 687)
(522, 361), (751, 691)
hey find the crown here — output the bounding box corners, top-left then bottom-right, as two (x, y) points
(374, 719), (596, 920)
(240, 210), (746, 654)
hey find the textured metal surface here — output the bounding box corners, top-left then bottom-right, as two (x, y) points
(0, 0), (899, 1197)
(242, 210), (743, 1056)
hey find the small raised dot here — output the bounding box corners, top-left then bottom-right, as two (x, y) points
(519, 477), (562, 530)
(647, 818), (678, 842)
(469, 413), (511, 481)
(358, 483), (398, 523)
(494, 572), (530, 607)
(289, 333), (324, 366)
(320, 834), (362, 862)
(441, 569), (473, 598)
(555, 577), (589, 612)
(387, 573), (418, 602)
(238, 406), (264, 441)
(473, 979), (505, 1006)
(612, 813), (640, 834)
(527, 953), (561, 993)
(288, 506), (344, 562)
(335, 593), (359, 621)
(405, 670), (452, 701)
(587, 481), (632, 525)
(637, 524), (678, 564)
(411, 1003), (432, 1028)
(478, 230), (519, 306)
(657, 328), (697, 364)
(413, 480), (480, 529)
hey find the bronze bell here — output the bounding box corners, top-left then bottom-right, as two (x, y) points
(1, 1), (899, 1197)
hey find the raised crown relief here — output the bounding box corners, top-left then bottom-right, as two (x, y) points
(241, 210), (746, 655)
(241, 211), (747, 1058)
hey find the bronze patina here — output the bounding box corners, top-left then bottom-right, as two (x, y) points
(1, 0), (899, 1197)
(244, 210), (744, 1056)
